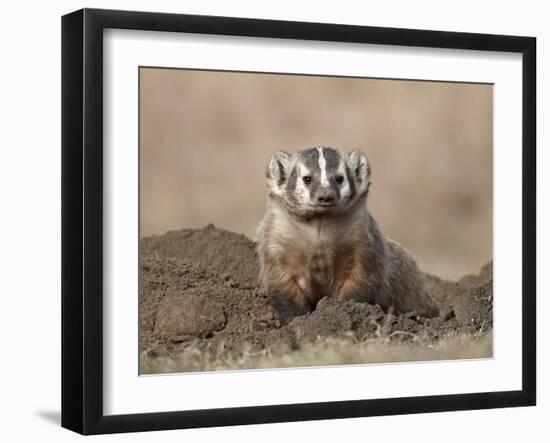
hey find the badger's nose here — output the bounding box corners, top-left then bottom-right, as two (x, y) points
(317, 189), (336, 204)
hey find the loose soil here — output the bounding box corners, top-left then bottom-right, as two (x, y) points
(140, 225), (492, 371)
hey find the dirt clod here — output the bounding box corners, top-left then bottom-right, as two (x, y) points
(154, 293), (226, 340)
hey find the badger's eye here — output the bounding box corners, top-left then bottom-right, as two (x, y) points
(335, 175), (344, 185)
(302, 176), (312, 185)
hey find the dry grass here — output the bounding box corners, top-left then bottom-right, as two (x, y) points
(140, 332), (492, 375)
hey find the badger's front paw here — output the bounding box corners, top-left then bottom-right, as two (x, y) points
(270, 291), (312, 326)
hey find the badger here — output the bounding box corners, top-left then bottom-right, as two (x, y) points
(256, 146), (439, 324)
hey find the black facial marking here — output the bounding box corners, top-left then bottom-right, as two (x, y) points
(345, 163), (356, 200)
(322, 147), (341, 171)
(300, 148), (321, 175)
(323, 147), (343, 200)
(331, 179), (341, 199)
(287, 165), (298, 193)
(276, 160), (286, 186)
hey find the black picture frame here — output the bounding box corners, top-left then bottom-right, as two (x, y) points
(61, 8), (536, 435)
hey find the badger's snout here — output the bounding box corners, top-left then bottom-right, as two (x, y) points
(316, 187), (337, 205)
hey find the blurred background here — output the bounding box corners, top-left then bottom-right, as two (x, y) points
(140, 68), (492, 280)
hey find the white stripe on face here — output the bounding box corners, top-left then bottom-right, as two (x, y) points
(317, 147), (329, 187)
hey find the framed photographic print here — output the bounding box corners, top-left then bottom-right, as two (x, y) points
(61, 8), (536, 435)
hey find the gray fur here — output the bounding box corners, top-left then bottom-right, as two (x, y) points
(257, 146), (439, 323)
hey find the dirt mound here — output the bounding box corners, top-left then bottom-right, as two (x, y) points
(140, 226), (492, 366)
(140, 224), (259, 288)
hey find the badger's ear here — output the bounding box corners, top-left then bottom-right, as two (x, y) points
(348, 150), (371, 193)
(266, 150), (292, 193)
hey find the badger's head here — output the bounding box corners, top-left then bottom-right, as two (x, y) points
(266, 146), (371, 218)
